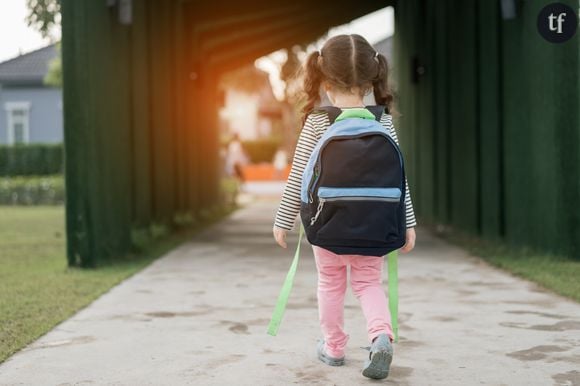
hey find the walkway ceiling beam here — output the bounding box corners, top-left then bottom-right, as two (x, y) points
(184, 0), (390, 70)
(194, 0), (389, 75)
(186, 4), (306, 57)
(199, 8), (341, 53)
(198, 0), (389, 54)
(181, 0), (392, 21)
(210, 24), (331, 76)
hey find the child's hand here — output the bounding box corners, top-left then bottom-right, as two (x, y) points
(273, 226), (288, 248)
(400, 227), (416, 253)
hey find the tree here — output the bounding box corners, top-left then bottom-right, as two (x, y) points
(26, 0), (61, 40)
(26, 0), (62, 87)
(44, 43), (62, 87)
(280, 45), (306, 104)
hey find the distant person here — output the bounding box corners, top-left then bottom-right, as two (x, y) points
(219, 143), (228, 178)
(272, 34), (417, 380)
(226, 133), (248, 184)
(272, 148), (288, 180)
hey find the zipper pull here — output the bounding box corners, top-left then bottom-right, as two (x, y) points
(310, 199), (325, 226)
(309, 167), (319, 203)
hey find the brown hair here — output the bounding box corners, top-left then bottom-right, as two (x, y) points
(300, 34), (397, 125)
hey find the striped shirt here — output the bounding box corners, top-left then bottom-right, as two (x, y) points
(273, 109), (417, 231)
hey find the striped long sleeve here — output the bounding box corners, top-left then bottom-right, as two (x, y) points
(273, 112), (323, 230)
(273, 110), (417, 231)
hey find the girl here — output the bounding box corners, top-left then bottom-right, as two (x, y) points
(272, 34), (417, 380)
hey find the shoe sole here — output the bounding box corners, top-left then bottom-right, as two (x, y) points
(319, 355), (345, 366)
(362, 349), (393, 379)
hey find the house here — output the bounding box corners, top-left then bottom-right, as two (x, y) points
(218, 65), (284, 141)
(0, 44), (62, 145)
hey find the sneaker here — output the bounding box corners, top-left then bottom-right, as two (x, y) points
(361, 334), (394, 379)
(316, 339), (345, 366)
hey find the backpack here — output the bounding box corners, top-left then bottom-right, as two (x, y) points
(299, 105), (407, 256)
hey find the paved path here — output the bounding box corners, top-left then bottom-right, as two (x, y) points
(1, 197), (579, 386)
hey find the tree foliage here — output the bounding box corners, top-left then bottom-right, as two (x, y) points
(44, 43), (62, 87)
(26, 1), (62, 87)
(26, 0), (61, 39)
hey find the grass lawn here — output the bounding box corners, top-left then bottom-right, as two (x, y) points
(0, 205), (234, 364)
(438, 229), (580, 303)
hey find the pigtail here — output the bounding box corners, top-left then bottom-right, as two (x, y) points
(373, 53), (399, 117)
(300, 51), (323, 126)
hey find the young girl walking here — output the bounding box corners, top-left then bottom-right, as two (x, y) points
(272, 34), (417, 380)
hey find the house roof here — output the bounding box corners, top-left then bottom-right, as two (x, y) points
(0, 44), (58, 87)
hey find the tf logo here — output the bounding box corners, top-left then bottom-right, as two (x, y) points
(537, 2), (578, 43)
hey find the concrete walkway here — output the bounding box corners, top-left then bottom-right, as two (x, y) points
(1, 197), (579, 386)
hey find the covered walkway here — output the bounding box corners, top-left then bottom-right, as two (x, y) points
(1, 196), (579, 385)
(61, 0), (579, 268)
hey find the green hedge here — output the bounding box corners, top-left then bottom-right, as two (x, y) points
(0, 175), (65, 205)
(241, 139), (281, 164)
(0, 144), (63, 176)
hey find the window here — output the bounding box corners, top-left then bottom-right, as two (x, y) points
(5, 102), (31, 145)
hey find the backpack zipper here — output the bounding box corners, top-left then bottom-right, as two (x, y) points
(320, 196), (401, 202)
(309, 187), (402, 225)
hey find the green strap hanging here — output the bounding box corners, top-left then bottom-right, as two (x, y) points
(268, 225), (400, 343)
(387, 250), (399, 343)
(267, 225), (304, 336)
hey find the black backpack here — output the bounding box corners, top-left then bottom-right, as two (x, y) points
(299, 105), (407, 256)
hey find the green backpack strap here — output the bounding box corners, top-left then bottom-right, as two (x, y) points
(387, 250), (399, 343)
(267, 224), (304, 336)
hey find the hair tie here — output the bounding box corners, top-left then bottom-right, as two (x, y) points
(317, 49), (323, 57)
(374, 51), (379, 58)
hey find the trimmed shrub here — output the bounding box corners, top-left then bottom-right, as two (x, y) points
(241, 139), (281, 164)
(0, 144), (63, 176)
(0, 175), (65, 205)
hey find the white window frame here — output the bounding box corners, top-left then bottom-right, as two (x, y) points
(4, 101), (31, 145)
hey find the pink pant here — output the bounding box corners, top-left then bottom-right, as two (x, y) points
(313, 245), (394, 358)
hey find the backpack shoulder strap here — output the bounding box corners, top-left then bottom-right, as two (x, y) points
(364, 105), (389, 121)
(313, 106), (344, 124)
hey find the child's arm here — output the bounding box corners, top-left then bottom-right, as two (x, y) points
(273, 113), (322, 234)
(381, 114), (418, 229)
